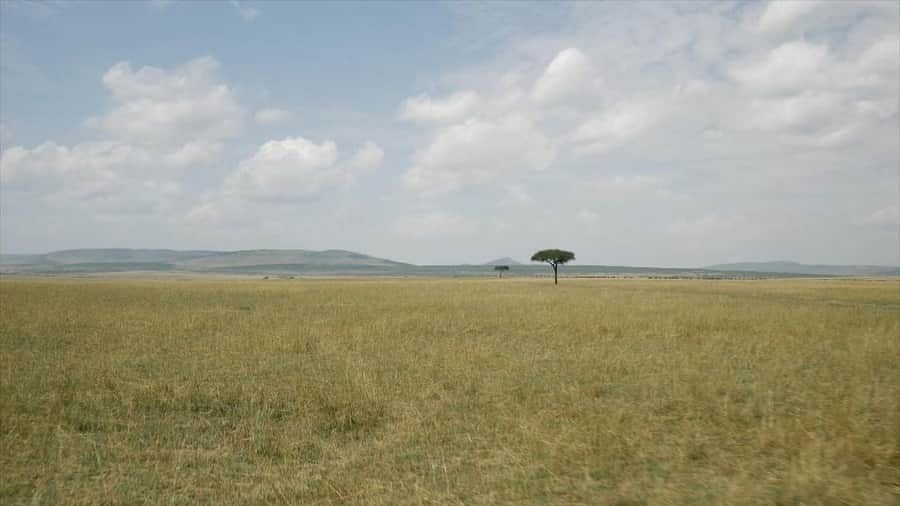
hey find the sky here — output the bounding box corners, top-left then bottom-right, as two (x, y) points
(1, 0), (898, 266)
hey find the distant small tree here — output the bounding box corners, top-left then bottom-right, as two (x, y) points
(494, 265), (510, 279)
(530, 249), (575, 285)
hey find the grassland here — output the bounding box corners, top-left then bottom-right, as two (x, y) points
(1, 277), (898, 505)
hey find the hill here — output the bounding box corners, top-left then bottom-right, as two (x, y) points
(706, 261), (900, 277)
(45, 249), (217, 264)
(0, 248), (409, 274)
(175, 249), (408, 270)
(482, 257), (523, 266)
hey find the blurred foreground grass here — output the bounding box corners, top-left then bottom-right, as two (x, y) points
(1, 277), (898, 505)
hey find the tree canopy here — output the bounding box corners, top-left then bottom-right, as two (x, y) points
(530, 249), (575, 284)
(530, 249), (575, 265)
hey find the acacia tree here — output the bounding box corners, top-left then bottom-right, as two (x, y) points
(494, 265), (510, 279)
(530, 249), (575, 285)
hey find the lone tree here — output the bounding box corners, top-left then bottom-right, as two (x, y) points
(531, 249), (575, 285)
(494, 265), (510, 279)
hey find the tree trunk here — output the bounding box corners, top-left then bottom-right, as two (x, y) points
(553, 264), (558, 284)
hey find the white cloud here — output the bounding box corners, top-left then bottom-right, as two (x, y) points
(398, 91), (479, 123)
(720, 31), (900, 149)
(729, 33), (897, 105)
(222, 136), (344, 201)
(1, 56), (249, 225)
(87, 57), (242, 150)
(1, 141), (147, 197)
(498, 184), (535, 207)
(570, 101), (663, 156)
(403, 115), (555, 194)
(756, 1), (822, 34)
(531, 47), (598, 104)
(587, 174), (687, 203)
(183, 193), (256, 228)
(254, 108), (290, 125)
(591, 175), (664, 193)
(229, 0), (258, 21)
(744, 91), (843, 132)
(392, 210), (472, 238)
(857, 34), (900, 76)
(163, 140), (224, 169)
(0, 141), (187, 218)
(193, 137), (383, 226)
(75, 179), (183, 217)
(730, 41), (830, 95)
(855, 97), (899, 121)
(347, 141), (384, 173)
(183, 200), (224, 227)
(863, 205), (900, 228)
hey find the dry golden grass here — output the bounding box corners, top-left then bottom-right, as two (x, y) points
(1, 277), (898, 505)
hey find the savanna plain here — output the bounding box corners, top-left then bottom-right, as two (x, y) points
(1, 277), (898, 505)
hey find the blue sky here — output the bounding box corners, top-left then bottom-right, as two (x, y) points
(2, 2), (457, 144)
(1, 1), (898, 266)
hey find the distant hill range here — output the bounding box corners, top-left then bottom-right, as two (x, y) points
(0, 248), (408, 274)
(705, 261), (900, 277)
(2, 249), (898, 277)
(482, 257), (523, 266)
